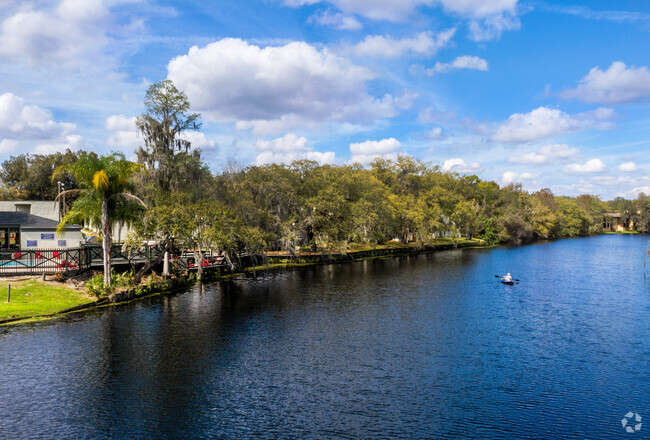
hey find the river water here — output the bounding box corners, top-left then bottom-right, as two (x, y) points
(0, 235), (649, 439)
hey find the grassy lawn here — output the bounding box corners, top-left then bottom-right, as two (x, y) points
(0, 279), (92, 321)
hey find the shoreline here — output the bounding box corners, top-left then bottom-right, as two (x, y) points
(0, 238), (483, 327)
(3, 232), (644, 328)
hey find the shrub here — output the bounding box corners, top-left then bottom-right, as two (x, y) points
(85, 273), (115, 298)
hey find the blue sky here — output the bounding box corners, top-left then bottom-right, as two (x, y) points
(1, 0), (649, 199)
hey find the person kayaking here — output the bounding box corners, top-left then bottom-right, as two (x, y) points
(503, 273), (513, 283)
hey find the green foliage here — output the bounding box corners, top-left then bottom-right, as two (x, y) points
(85, 273), (115, 298)
(0, 149), (85, 200)
(135, 79), (208, 196)
(58, 152), (145, 287)
(478, 217), (499, 245)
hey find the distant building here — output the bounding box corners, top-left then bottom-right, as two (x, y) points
(603, 212), (625, 232)
(0, 211), (83, 251)
(0, 200), (60, 221)
(0, 200), (131, 246)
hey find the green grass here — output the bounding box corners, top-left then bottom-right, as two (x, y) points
(603, 230), (639, 235)
(0, 279), (92, 321)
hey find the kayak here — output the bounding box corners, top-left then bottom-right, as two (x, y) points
(501, 280), (514, 285)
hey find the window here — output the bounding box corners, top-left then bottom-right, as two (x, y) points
(15, 204), (31, 214)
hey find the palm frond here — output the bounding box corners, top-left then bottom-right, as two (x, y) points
(54, 188), (83, 202)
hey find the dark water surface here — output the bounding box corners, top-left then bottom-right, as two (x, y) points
(1, 235), (649, 439)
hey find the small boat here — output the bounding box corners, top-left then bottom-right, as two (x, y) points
(501, 280), (514, 285)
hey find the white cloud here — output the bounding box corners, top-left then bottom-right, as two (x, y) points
(284, 0), (433, 22)
(426, 55), (488, 75)
(561, 61), (650, 104)
(346, 29), (455, 59)
(437, 0), (518, 17)
(0, 92), (76, 140)
(467, 12), (520, 41)
(181, 132), (216, 150)
(34, 134), (87, 154)
(0, 139), (18, 154)
(105, 114), (135, 131)
(442, 157), (482, 173)
(426, 127), (447, 140)
(308, 10), (362, 30)
(254, 133), (335, 165)
(168, 38), (414, 135)
(0, 0), (110, 67)
(285, 0), (518, 25)
(105, 114), (138, 149)
(502, 171), (536, 184)
(618, 161), (637, 172)
(563, 159), (606, 174)
(349, 137), (401, 164)
(492, 106), (614, 143)
(508, 143), (580, 164)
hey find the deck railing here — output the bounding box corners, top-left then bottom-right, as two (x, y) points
(0, 248), (90, 275)
(0, 243), (227, 276)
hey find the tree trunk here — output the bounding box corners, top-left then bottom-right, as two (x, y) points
(133, 241), (169, 285)
(101, 197), (112, 287)
(163, 251), (170, 279)
(194, 250), (203, 281)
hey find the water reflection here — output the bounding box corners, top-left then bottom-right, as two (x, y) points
(0, 235), (649, 439)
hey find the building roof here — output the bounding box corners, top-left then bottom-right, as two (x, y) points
(0, 211), (81, 230)
(603, 212), (622, 218)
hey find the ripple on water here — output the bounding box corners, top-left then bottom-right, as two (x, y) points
(0, 235), (649, 439)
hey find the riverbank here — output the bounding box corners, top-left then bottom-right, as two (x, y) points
(0, 278), (93, 324)
(0, 237), (484, 326)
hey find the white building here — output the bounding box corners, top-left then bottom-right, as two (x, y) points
(0, 211), (83, 250)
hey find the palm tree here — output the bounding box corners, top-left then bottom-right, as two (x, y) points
(56, 152), (146, 287)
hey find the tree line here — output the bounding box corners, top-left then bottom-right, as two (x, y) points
(1, 80), (648, 286)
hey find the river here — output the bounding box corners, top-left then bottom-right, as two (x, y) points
(0, 234), (648, 439)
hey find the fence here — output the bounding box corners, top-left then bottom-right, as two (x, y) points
(0, 243), (228, 276)
(0, 248), (90, 275)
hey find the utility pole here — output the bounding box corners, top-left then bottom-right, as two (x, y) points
(58, 181), (65, 220)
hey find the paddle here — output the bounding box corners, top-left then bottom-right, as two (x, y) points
(494, 275), (520, 282)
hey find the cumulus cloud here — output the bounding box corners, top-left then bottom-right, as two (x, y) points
(254, 133), (335, 165)
(442, 157), (482, 173)
(349, 137), (401, 164)
(561, 61), (650, 104)
(346, 29), (455, 59)
(492, 106), (614, 143)
(0, 92), (76, 142)
(425, 55), (488, 75)
(0, 0), (110, 67)
(502, 171), (536, 184)
(106, 115), (138, 149)
(508, 143), (580, 164)
(308, 10), (362, 30)
(563, 159), (606, 174)
(34, 134), (87, 154)
(618, 161), (637, 172)
(168, 38), (414, 135)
